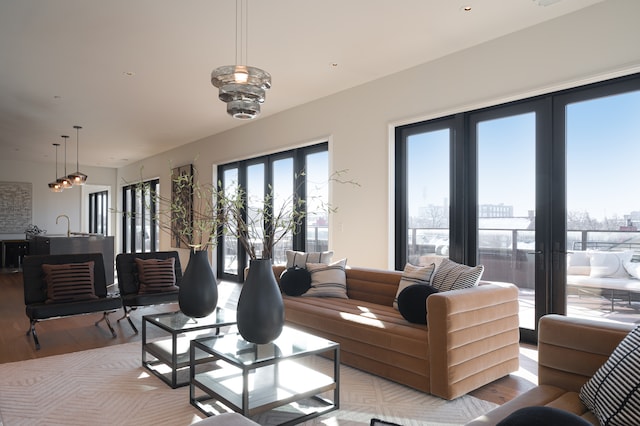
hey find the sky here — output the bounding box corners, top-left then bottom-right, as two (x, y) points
(407, 89), (640, 223)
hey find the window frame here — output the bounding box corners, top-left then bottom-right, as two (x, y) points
(88, 190), (108, 235)
(217, 142), (328, 281)
(395, 72), (640, 343)
(121, 178), (159, 253)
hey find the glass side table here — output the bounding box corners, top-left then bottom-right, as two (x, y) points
(142, 307), (236, 388)
(190, 326), (340, 425)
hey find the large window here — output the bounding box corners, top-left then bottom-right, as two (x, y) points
(89, 190), (108, 235)
(396, 72), (640, 342)
(395, 120), (452, 269)
(218, 143), (328, 281)
(122, 179), (160, 253)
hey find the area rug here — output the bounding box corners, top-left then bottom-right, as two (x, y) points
(0, 342), (497, 426)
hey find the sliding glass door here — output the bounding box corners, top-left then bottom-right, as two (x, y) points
(397, 73), (640, 341)
(561, 84), (640, 321)
(472, 108), (541, 332)
(394, 119), (452, 270)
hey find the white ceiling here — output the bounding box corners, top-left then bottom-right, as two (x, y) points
(0, 0), (603, 169)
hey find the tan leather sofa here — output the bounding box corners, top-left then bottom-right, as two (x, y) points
(466, 314), (634, 425)
(273, 265), (520, 400)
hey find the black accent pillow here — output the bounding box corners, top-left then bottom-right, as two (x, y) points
(496, 406), (591, 426)
(370, 419), (402, 426)
(397, 284), (439, 324)
(279, 267), (312, 296)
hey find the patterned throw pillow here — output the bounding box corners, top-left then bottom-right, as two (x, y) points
(431, 258), (483, 292)
(285, 250), (334, 269)
(42, 261), (98, 302)
(135, 257), (178, 294)
(393, 263), (436, 309)
(303, 259), (348, 298)
(579, 326), (640, 426)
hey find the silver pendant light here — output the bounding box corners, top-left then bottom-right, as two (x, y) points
(211, 0), (271, 119)
(57, 135), (73, 189)
(67, 125), (88, 185)
(48, 143), (64, 192)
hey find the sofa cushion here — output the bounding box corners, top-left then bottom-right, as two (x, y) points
(431, 258), (483, 292)
(587, 251), (633, 278)
(303, 259), (348, 298)
(135, 257), (178, 294)
(285, 250), (333, 269)
(579, 325), (640, 426)
(567, 251), (591, 276)
(397, 284), (438, 324)
(393, 263), (435, 309)
(42, 261), (98, 302)
(279, 266), (312, 296)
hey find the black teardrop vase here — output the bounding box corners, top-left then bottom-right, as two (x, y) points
(178, 250), (218, 318)
(236, 258), (285, 344)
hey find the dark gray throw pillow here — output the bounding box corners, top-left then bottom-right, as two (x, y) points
(397, 284), (439, 324)
(279, 267), (312, 296)
(496, 406), (591, 426)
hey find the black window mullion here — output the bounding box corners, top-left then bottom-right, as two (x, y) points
(294, 149), (306, 251)
(394, 126), (408, 270)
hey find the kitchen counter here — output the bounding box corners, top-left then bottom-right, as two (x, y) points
(29, 235), (115, 283)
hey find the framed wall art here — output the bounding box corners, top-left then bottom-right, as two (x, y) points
(170, 164), (194, 249)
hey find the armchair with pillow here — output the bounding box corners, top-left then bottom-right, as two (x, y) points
(22, 252), (122, 350)
(115, 251), (182, 333)
(467, 314), (637, 425)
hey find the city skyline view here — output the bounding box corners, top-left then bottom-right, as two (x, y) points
(408, 89), (640, 229)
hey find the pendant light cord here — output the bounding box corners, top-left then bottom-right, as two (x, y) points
(75, 125), (82, 171)
(63, 135), (68, 176)
(235, 0), (248, 65)
(54, 143), (60, 179)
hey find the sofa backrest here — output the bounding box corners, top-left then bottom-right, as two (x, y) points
(115, 251), (182, 296)
(273, 264), (402, 306)
(23, 252), (108, 305)
(343, 267), (402, 305)
(537, 314), (633, 392)
(274, 264), (506, 307)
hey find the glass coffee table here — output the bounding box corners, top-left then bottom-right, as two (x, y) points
(189, 326), (340, 425)
(142, 307), (237, 388)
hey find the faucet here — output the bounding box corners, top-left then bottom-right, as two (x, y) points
(56, 214), (70, 237)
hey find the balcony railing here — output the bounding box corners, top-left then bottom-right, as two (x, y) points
(408, 227), (640, 289)
(223, 226), (329, 274)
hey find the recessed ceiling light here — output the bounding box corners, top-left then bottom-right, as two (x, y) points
(53, 95), (62, 100)
(123, 71), (136, 77)
(462, 5), (472, 12)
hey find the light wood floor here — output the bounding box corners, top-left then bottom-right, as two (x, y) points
(0, 270), (536, 406)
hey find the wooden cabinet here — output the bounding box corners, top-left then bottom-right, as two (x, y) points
(1, 239), (29, 269)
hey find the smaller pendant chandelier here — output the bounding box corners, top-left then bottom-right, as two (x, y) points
(67, 125), (88, 185)
(211, 0), (271, 120)
(48, 143), (64, 193)
(57, 135), (73, 189)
